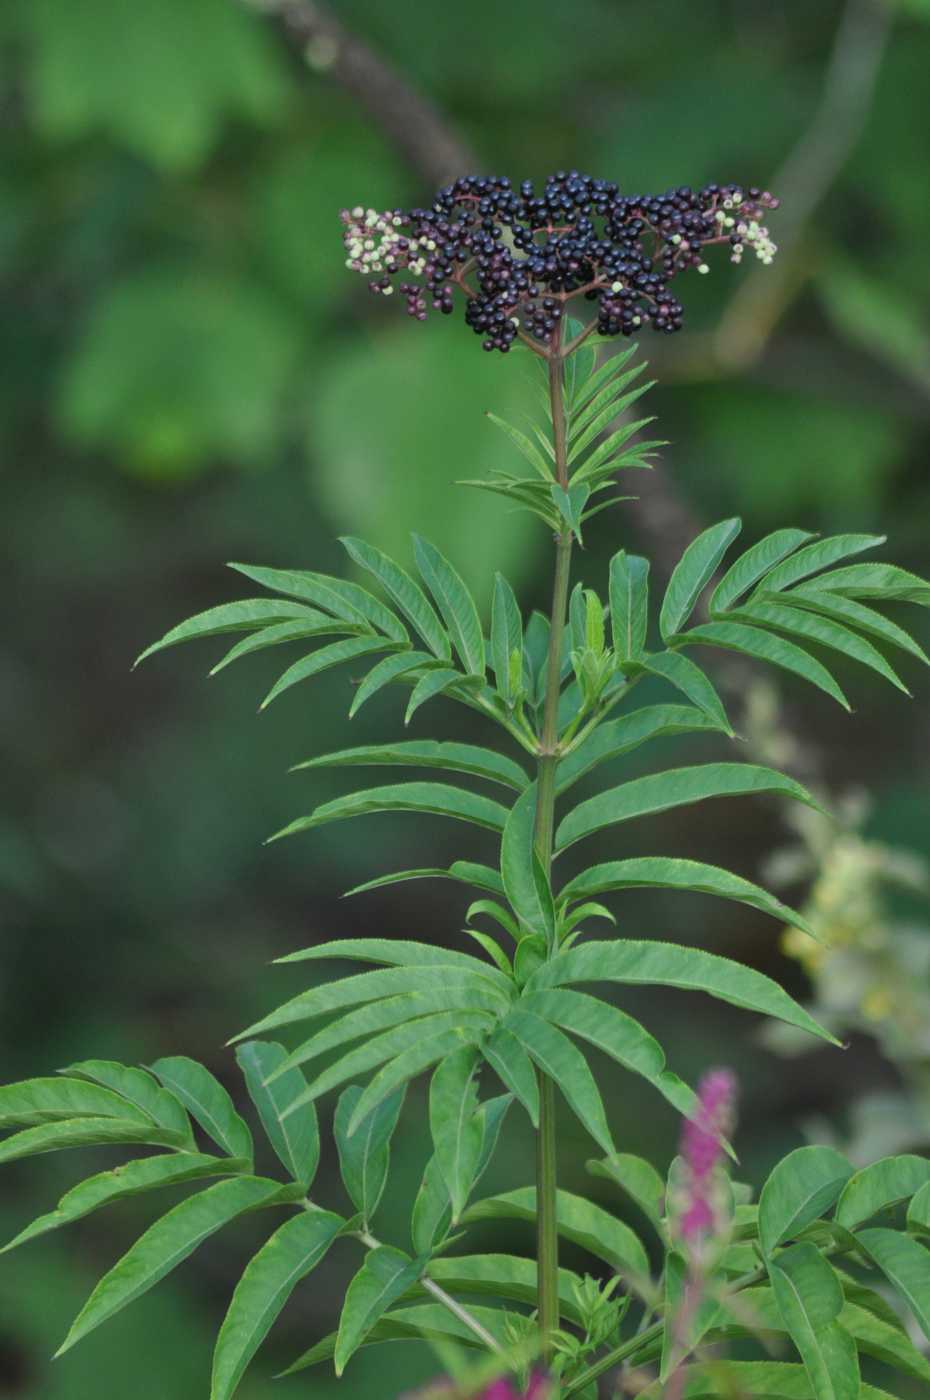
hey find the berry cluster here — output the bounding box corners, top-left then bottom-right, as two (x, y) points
(340, 172), (779, 353)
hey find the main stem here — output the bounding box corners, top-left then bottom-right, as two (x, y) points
(534, 335), (573, 1359)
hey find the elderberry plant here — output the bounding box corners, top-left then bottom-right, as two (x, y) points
(3, 171), (930, 1400)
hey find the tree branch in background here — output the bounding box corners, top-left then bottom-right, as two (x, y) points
(660, 0), (895, 379)
(244, 0), (479, 187)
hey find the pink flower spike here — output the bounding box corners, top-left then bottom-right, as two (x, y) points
(677, 1068), (737, 1245)
(482, 1382), (518, 1400)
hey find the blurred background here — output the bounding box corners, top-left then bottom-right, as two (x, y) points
(2, 0), (929, 1395)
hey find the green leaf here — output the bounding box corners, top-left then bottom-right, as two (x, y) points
(0, 1118), (187, 1164)
(555, 763), (821, 853)
(856, 1226), (930, 1341)
(341, 536), (450, 658)
(411, 1096), (512, 1257)
(335, 1246), (424, 1375)
(413, 535), (486, 677)
(429, 1047), (483, 1223)
(637, 1362), (896, 1399)
(55, 1177), (282, 1356)
(835, 1154), (930, 1229)
(210, 1209), (344, 1400)
(802, 561), (930, 606)
(289, 1013), (497, 1112)
(732, 600), (910, 693)
(609, 551), (650, 661)
(768, 1244), (859, 1400)
(758, 1146), (854, 1256)
(235, 1042), (318, 1188)
(280, 1303), (507, 1372)
(482, 1026), (539, 1126)
(344, 865), (496, 899)
(569, 344), (639, 418)
(661, 1249), (722, 1379)
(0, 1076), (148, 1129)
(550, 483), (590, 540)
(269, 781), (510, 843)
(491, 573), (524, 704)
(348, 650), (435, 718)
(233, 966), (506, 1045)
(586, 1153), (665, 1234)
(641, 651), (732, 732)
(717, 1283), (930, 1385)
(462, 1186), (649, 1278)
(675, 622), (850, 709)
(224, 566), (364, 627)
(411, 1154), (454, 1258)
(149, 1057), (253, 1163)
(465, 928), (513, 975)
(485, 410), (552, 480)
(259, 636), (401, 709)
(752, 534), (886, 596)
(776, 587), (929, 663)
(527, 940), (839, 1046)
(347, 1027), (491, 1134)
(1, 1153), (246, 1255)
(572, 418), (656, 482)
(502, 1007), (614, 1153)
(230, 562), (406, 641)
(134, 599), (319, 667)
(210, 618), (362, 676)
(500, 783), (555, 941)
(467, 900), (521, 942)
(424, 1253), (585, 1322)
(275, 989), (507, 1081)
(660, 519), (741, 640)
(522, 987), (695, 1115)
(273, 935), (510, 984)
(404, 668), (470, 724)
(908, 1179), (930, 1233)
(556, 704), (722, 792)
(560, 857), (819, 941)
(710, 528), (817, 613)
(292, 740), (528, 793)
(569, 372), (652, 461)
(61, 1060), (194, 1146)
(334, 1086), (405, 1226)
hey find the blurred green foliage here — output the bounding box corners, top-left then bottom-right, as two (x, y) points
(1, 1), (929, 1395)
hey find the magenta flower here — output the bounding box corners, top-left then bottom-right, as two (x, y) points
(480, 1375), (547, 1400)
(407, 1371), (548, 1400)
(677, 1068), (737, 1246)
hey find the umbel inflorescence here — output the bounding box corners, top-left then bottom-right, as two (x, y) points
(341, 171), (779, 353)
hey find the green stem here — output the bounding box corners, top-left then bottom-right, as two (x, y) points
(354, 1226), (502, 1353)
(533, 335), (573, 1360)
